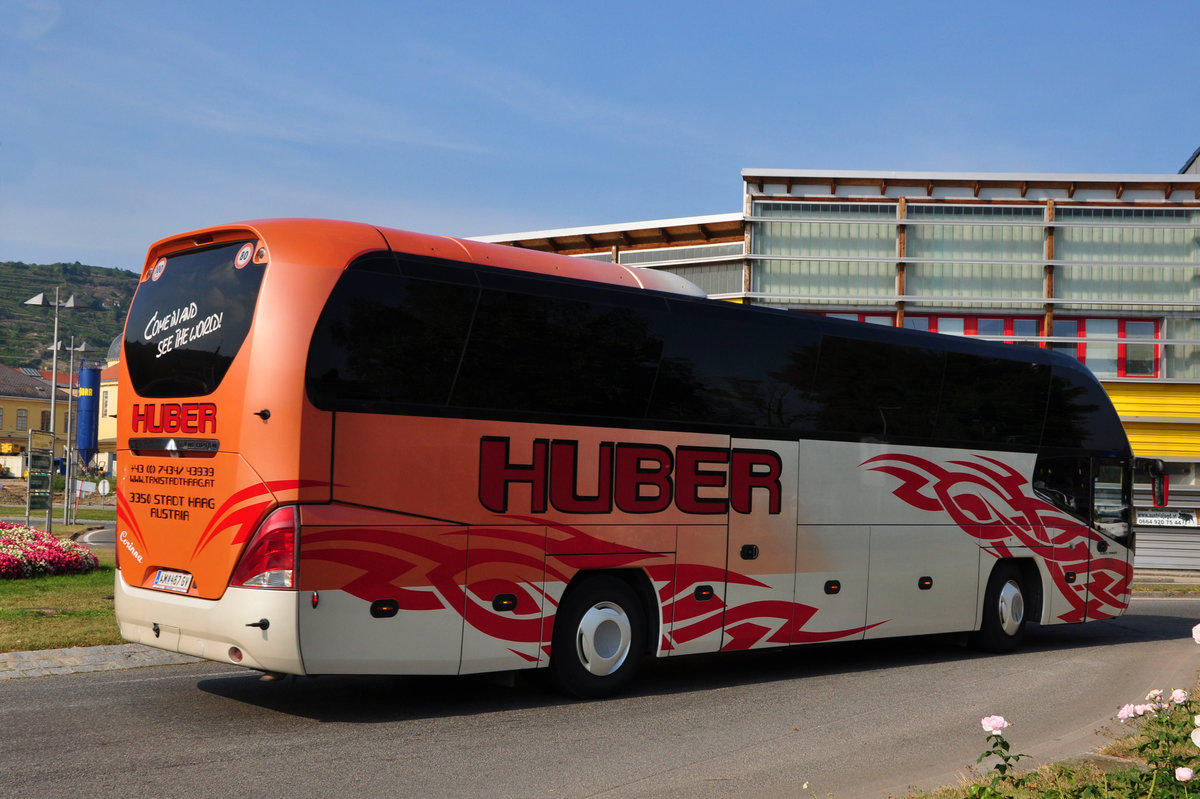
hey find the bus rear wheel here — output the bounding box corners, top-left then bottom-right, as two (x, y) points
(550, 576), (645, 699)
(973, 563), (1027, 653)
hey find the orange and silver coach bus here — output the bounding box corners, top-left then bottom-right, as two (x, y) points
(114, 218), (1166, 697)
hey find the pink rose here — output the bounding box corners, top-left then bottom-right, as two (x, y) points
(981, 715), (1010, 735)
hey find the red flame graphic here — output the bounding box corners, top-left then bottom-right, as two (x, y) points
(861, 453), (1130, 622)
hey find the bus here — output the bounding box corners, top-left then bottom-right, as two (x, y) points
(114, 218), (1166, 698)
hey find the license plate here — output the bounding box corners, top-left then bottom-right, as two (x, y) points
(153, 569), (193, 593)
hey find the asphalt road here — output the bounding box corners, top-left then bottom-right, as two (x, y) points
(3, 596), (1198, 799)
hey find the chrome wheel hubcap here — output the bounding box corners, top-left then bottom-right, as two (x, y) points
(997, 579), (1025, 637)
(575, 601), (632, 676)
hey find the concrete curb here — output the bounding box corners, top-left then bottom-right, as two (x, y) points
(1136, 569), (1200, 585)
(0, 643), (201, 680)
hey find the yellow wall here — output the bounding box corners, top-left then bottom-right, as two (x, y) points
(1103, 382), (1200, 458)
(0, 396), (69, 457)
(98, 377), (118, 447)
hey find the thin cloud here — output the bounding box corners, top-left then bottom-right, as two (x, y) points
(30, 15), (491, 156)
(408, 40), (710, 150)
(4, 0), (62, 42)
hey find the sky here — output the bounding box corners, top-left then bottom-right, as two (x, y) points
(2, 0), (1198, 272)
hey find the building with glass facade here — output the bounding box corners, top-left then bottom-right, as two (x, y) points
(479, 166), (1200, 567)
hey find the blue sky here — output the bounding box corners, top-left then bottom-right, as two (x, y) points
(2, 0), (1197, 271)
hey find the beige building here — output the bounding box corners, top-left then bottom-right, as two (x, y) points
(0, 366), (70, 474)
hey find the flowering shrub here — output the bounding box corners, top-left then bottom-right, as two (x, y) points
(0, 521), (99, 579)
(970, 688), (1200, 798)
(1113, 687), (1200, 796)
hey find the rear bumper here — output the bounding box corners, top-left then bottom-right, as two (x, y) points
(114, 573), (305, 674)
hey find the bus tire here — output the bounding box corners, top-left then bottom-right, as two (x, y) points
(550, 575), (645, 699)
(973, 562), (1028, 653)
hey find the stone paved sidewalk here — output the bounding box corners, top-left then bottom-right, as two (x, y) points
(0, 643), (201, 680)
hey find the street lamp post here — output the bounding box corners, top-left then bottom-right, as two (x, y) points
(60, 338), (89, 524)
(24, 288), (77, 532)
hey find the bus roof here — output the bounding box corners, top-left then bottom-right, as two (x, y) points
(142, 218), (706, 298)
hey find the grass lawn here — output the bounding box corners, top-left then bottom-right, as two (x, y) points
(0, 548), (122, 652)
(0, 506), (116, 522)
(1132, 583), (1200, 597)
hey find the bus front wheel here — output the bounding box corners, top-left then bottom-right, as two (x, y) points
(550, 576), (645, 699)
(973, 563), (1027, 653)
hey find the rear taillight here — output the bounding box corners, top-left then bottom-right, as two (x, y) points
(230, 506), (297, 589)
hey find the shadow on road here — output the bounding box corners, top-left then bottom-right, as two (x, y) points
(194, 605), (1198, 723)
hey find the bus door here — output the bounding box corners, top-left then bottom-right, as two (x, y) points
(1032, 455), (1133, 623)
(1087, 457), (1133, 621)
(721, 439), (799, 651)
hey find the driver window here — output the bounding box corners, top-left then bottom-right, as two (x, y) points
(1032, 456), (1089, 519)
(1093, 458), (1131, 540)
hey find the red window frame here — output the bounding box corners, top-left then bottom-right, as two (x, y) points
(1054, 318), (1161, 378)
(906, 314), (1045, 343)
(1110, 319), (1160, 378)
(821, 313), (1161, 378)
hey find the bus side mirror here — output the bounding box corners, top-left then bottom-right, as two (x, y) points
(1153, 474), (1169, 508)
(1135, 458), (1169, 508)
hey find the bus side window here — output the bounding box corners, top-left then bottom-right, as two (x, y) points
(1032, 456), (1089, 519)
(1092, 458), (1132, 542)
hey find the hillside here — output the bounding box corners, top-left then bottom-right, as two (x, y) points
(0, 262), (140, 369)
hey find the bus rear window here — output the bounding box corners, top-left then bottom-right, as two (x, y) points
(124, 241), (266, 398)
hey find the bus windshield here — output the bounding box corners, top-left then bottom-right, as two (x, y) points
(123, 240), (266, 398)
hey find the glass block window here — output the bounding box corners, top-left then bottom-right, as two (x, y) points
(656, 263), (744, 296)
(1055, 207), (1200, 313)
(905, 205), (1044, 303)
(751, 203), (897, 300)
(620, 242), (744, 266)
